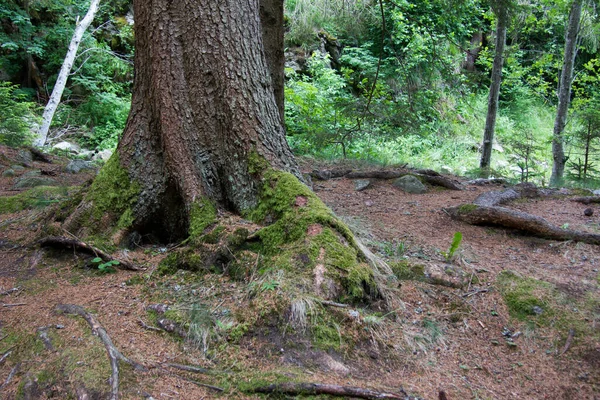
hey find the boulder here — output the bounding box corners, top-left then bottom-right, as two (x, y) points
(92, 149), (113, 162)
(354, 179), (371, 192)
(392, 175), (427, 194)
(13, 176), (58, 189)
(16, 149), (33, 166)
(53, 141), (81, 153)
(65, 160), (95, 174)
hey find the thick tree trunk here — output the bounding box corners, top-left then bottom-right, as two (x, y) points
(479, 4), (508, 176)
(116, 0), (300, 240)
(260, 0), (285, 121)
(550, 0), (583, 186)
(34, 0), (101, 147)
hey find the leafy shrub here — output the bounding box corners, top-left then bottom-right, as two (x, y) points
(0, 82), (39, 147)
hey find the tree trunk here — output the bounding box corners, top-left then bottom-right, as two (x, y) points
(260, 0), (285, 121)
(479, 3), (508, 176)
(550, 0), (583, 186)
(34, 0), (101, 147)
(111, 0), (300, 241)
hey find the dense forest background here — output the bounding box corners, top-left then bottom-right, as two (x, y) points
(1, 0), (600, 186)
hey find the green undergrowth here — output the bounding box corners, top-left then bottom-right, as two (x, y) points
(497, 270), (600, 343)
(390, 260), (426, 281)
(0, 186), (71, 214)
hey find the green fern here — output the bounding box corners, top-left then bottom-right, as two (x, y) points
(443, 232), (463, 262)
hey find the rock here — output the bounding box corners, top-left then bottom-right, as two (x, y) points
(52, 141), (81, 153)
(16, 149), (33, 166)
(65, 160), (95, 174)
(440, 166), (452, 174)
(354, 179), (371, 191)
(13, 176), (58, 189)
(92, 149), (113, 162)
(593, 189), (600, 196)
(77, 150), (95, 160)
(10, 165), (25, 171)
(584, 208), (594, 217)
(2, 169), (15, 177)
(392, 175), (427, 194)
(532, 306), (544, 315)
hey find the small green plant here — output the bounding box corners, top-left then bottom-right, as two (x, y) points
(442, 232), (463, 262)
(261, 280), (280, 292)
(91, 257), (119, 273)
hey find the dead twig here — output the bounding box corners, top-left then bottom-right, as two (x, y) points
(164, 363), (212, 375)
(160, 367), (223, 392)
(39, 236), (142, 271)
(462, 289), (489, 298)
(138, 318), (163, 332)
(0, 287), (20, 296)
(0, 350), (12, 365)
(56, 304), (146, 400)
(319, 300), (350, 308)
(0, 363), (19, 390)
(2, 303), (27, 308)
(560, 328), (575, 356)
(252, 383), (418, 399)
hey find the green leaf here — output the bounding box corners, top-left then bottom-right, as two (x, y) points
(92, 257), (102, 263)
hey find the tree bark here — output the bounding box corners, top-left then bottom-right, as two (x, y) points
(116, 0), (300, 240)
(260, 0), (285, 121)
(479, 2), (509, 176)
(550, 0), (583, 186)
(34, 0), (101, 147)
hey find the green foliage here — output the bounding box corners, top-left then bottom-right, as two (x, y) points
(0, 185), (70, 214)
(442, 232), (463, 262)
(90, 257), (119, 273)
(0, 82), (38, 146)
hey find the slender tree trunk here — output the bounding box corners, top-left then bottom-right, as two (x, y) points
(584, 121), (591, 180)
(479, 4), (508, 176)
(34, 0), (101, 146)
(550, 0), (583, 186)
(115, 0), (300, 240)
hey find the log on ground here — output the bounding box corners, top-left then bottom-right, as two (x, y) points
(446, 204), (600, 245)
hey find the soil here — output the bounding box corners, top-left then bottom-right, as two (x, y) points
(1, 149), (599, 399)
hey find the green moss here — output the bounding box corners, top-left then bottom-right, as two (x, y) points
(88, 153), (140, 227)
(457, 204), (479, 214)
(247, 150), (270, 175)
(0, 186), (70, 214)
(200, 225), (226, 244)
(189, 199), (217, 239)
(312, 317), (341, 350)
(497, 271), (553, 321)
(390, 260), (426, 281)
(251, 170), (355, 253)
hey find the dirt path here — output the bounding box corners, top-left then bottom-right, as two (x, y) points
(0, 152), (599, 399)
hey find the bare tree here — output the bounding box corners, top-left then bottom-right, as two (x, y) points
(34, 0), (101, 146)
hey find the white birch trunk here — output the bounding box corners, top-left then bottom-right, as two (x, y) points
(34, 0), (101, 147)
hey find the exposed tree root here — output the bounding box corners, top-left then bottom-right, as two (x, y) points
(39, 236), (142, 271)
(55, 304), (146, 400)
(312, 168), (463, 190)
(159, 367), (224, 392)
(0, 363), (19, 390)
(27, 146), (53, 163)
(252, 382), (420, 399)
(560, 328), (575, 356)
(446, 205), (600, 245)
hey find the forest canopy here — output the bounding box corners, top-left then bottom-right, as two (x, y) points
(1, 0), (600, 185)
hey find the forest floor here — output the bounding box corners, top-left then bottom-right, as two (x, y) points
(0, 146), (599, 400)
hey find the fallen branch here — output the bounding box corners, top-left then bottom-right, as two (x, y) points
(39, 236), (141, 271)
(165, 363), (215, 375)
(0, 287), (20, 296)
(138, 318), (163, 332)
(0, 351), (12, 365)
(27, 146), (53, 163)
(252, 383), (418, 399)
(319, 300), (350, 308)
(160, 367), (224, 392)
(56, 304), (146, 400)
(0, 363), (19, 390)
(2, 303), (27, 308)
(570, 196), (600, 205)
(462, 289), (489, 298)
(446, 205), (600, 245)
(560, 328), (575, 356)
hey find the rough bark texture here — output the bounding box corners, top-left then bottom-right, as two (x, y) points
(260, 0), (285, 120)
(117, 0), (300, 240)
(35, 0), (101, 146)
(479, 3), (508, 174)
(550, 0), (583, 186)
